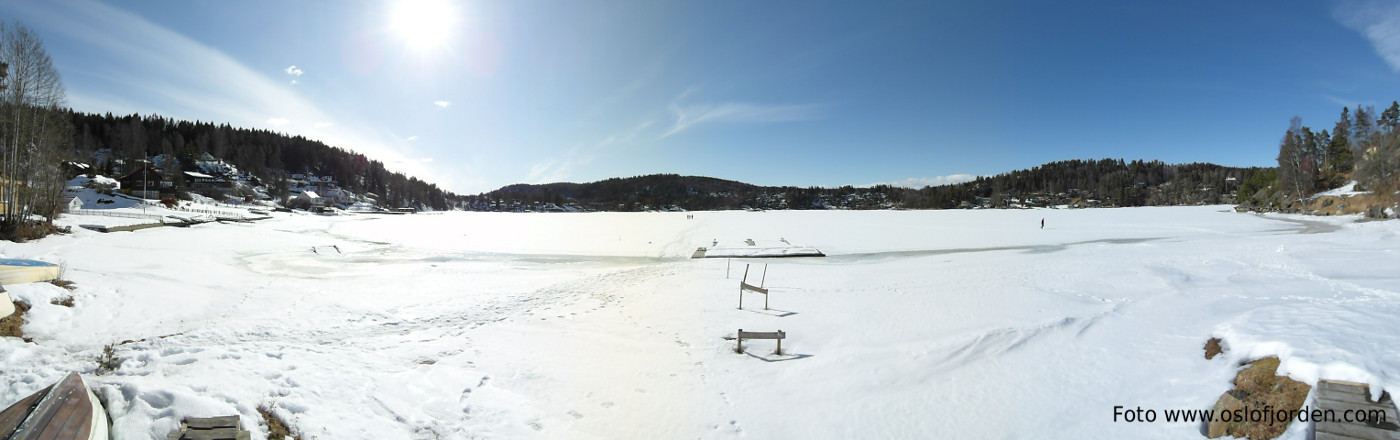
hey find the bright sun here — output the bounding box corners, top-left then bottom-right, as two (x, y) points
(390, 0), (455, 52)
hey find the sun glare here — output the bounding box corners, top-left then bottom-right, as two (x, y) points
(390, 0), (455, 52)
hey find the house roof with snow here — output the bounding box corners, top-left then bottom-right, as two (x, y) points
(119, 164), (163, 181)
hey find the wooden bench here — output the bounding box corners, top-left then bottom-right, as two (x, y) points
(166, 415), (250, 440)
(736, 329), (785, 355)
(1314, 379), (1400, 440)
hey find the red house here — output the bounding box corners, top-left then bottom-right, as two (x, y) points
(119, 164), (171, 199)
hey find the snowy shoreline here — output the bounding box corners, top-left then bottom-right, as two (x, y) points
(0, 206), (1395, 439)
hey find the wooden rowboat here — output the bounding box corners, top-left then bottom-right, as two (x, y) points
(0, 291), (13, 318)
(0, 373), (109, 440)
(0, 259), (61, 286)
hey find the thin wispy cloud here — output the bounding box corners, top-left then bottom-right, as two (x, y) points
(1335, 1), (1400, 71)
(1320, 93), (1378, 110)
(285, 65), (303, 84)
(527, 144), (590, 184)
(531, 117), (659, 184)
(662, 90), (824, 138)
(406, 135), (418, 141)
(874, 174), (978, 189)
(7, 0), (467, 191)
(433, 100), (450, 108)
(526, 158), (573, 184)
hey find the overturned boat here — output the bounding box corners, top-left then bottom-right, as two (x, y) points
(0, 372), (109, 440)
(0, 259), (61, 286)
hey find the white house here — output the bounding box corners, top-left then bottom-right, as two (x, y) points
(296, 190), (323, 207)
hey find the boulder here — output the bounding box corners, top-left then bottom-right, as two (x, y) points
(1207, 390), (1247, 438)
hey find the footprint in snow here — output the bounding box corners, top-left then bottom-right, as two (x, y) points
(139, 390), (176, 409)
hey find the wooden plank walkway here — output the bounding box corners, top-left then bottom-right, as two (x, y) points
(1314, 379), (1400, 440)
(167, 415), (250, 440)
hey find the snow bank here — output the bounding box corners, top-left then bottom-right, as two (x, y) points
(1311, 180), (1368, 198)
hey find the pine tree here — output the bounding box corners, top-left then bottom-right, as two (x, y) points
(1352, 105), (1376, 152)
(1381, 101), (1400, 133)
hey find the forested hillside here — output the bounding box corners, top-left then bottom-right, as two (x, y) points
(925, 159), (1260, 209)
(63, 111), (453, 210)
(472, 160), (1260, 212)
(1238, 102), (1400, 217)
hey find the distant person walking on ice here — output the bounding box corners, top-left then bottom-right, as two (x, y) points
(1041, 218), (1045, 229)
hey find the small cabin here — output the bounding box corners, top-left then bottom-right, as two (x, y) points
(184, 171), (217, 185)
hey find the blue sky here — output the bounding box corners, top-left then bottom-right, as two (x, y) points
(5, 0), (1400, 194)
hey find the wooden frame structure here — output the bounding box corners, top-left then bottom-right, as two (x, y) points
(737, 264), (771, 310)
(736, 329), (785, 355)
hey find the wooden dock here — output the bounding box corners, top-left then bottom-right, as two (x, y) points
(166, 415), (250, 440)
(1314, 379), (1400, 440)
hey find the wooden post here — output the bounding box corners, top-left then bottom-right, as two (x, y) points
(739, 264), (750, 309)
(726, 258), (731, 279)
(776, 330), (782, 355)
(736, 328), (743, 353)
(760, 263), (768, 288)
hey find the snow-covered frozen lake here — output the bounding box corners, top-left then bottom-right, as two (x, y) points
(2, 206), (1398, 439)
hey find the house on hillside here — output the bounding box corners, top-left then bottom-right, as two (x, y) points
(119, 164), (171, 199)
(61, 161), (90, 178)
(185, 171), (217, 186)
(296, 190), (330, 208)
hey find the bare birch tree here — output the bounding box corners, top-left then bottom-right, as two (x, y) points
(0, 22), (69, 238)
(1276, 116), (1313, 204)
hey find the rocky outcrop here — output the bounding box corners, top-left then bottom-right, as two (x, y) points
(1235, 189), (1395, 219)
(1206, 357), (1311, 439)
